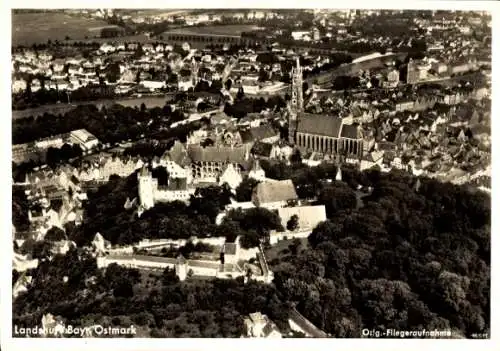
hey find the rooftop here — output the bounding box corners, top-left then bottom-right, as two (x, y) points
(253, 179), (298, 204)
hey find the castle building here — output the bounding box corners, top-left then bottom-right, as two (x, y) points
(287, 58), (364, 160)
(137, 166), (195, 215)
(187, 144), (250, 183)
(96, 241), (274, 283)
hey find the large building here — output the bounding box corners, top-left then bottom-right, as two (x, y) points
(287, 58), (364, 159)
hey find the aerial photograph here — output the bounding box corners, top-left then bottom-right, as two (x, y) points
(10, 8), (491, 339)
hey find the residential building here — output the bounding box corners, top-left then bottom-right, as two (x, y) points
(252, 179), (298, 209)
(243, 312), (282, 338)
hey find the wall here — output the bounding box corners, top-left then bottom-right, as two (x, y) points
(269, 230), (311, 245)
(260, 201), (288, 210)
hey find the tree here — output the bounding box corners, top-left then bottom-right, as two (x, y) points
(105, 62), (121, 83)
(258, 68), (269, 82)
(290, 149), (302, 164)
(151, 166), (169, 186)
(236, 87), (244, 100)
(235, 176), (260, 202)
(317, 183), (357, 218)
(287, 214), (299, 232)
(45, 226), (66, 241)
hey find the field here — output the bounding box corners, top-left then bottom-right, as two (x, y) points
(165, 24), (263, 37)
(12, 12), (124, 46)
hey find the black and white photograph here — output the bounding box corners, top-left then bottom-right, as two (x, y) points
(3, 2), (497, 349)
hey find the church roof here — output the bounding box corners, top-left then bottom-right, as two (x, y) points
(340, 124), (362, 139)
(296, 113), (343, 138)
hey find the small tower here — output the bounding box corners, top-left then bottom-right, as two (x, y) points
(191, 57), (199, 86)
(288, 57), (303, 144)
(175, 254), (188, 281)
(414, 178), (421, 193)
(249, 159), (266, 182)
(137, 165), (155, 211)
(335, 166), (342, 182)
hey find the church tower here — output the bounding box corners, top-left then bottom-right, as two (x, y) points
(288, 57), (304, 144)
(191, 57), (199, 86)
(138, 166), (155, 211)
(406, 58), (419, 85)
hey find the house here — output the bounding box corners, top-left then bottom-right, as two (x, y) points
(13, 274), (33, 298)
(252, 179), (298, 209)
(220, 238), (241, 264)
(142, 80), (166, 91)
(243, 312), (282, 338)
(13, 253), (39, 273)
(69, 129), (99, 151)
(239, 125), (280, 145)
(360, 150), (385, 171)
(12, 79), (27, 93)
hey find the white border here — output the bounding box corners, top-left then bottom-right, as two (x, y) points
(2, 1), (499, 351)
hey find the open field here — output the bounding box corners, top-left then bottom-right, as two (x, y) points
(164, 24), (263, 37)
(12, 12), (124, 46)
(67, 34), (152, 44)
(129, 9), (189, 19)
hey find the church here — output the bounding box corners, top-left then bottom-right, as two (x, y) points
(287, 58), (364, 159)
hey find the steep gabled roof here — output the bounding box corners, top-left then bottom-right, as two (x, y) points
(187, 145), (247, 164)
(297, 113), (343, 138)
(239, 125), (279, 144)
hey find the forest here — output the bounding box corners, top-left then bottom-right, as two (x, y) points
(13, 159), (490, 338)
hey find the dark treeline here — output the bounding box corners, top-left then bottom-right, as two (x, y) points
(13, 162), (490, 338)
(12, 103), (186, 146)
(13, 248), (291, 337)
(260, 161), (490, 338)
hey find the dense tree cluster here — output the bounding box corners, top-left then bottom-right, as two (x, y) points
(13, 158), (490, 338)
(12, 186), (30, 232)
(13, 103), (190, 147)
(13, 84), (116, 110)
(224, 208), (284, 248)
(66, 176), (233, 246)
(223, 95), (287, 119)
(13, 246), (290, 337)
(262, 162), (490, 338)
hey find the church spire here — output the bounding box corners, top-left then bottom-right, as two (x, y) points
(288, 56), (303, 144)
(335, 166), (342, 181)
